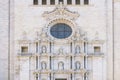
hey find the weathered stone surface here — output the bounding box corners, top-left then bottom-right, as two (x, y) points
(0, 0), (120, 80)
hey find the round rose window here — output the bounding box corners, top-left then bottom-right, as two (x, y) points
(50, 23), (72, 39)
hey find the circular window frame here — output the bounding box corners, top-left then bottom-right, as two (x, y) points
(50, 23), (72, 39)
(47, 19), (76, 40)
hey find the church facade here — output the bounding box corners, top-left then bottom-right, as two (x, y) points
(0, 0), (120, 80)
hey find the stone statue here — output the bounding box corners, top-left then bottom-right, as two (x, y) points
(42, 46), (47, 53)
(59, 62), (64, 70)
(59, 48), (64, 54)
(76, 62), (80, 70)
(42, 62), (46, 70)
(75, 46), (80, 54)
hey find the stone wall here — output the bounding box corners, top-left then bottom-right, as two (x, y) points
(2, 0), (120, 80)
(14, 0), (107, 80)
(114, 1), (120, 80)
(0, 0), (9, 80)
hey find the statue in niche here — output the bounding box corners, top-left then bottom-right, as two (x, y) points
(59, 62), (64, 70)
(75, 45), (80, 54)
(84, 72), (88, 80)
(76, 62), (80, 70)
(41, 62), (46, 70)
(58, 48), (64, 55)
(41, 46), (47, 53)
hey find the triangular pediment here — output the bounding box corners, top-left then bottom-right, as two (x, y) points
(42, 4), (79, 20)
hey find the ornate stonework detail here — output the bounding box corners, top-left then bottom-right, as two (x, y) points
(71, 28), (87, 41)
(58, 48), (64, 55)
(13, 1), (107, 80)
(42, 4), (79, 21)
(40, 29), (49, 41)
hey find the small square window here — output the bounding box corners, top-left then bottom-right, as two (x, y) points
(67, 0), (72, 5)
(84, 0), (89, 5)
(76, 0), (80, 5)
(42, 0), (47, 5)
(33, 0), (38, 5)
(21, 46), (28, 53)
(50, 0), (55, 5)
(94, 46), (101, 53)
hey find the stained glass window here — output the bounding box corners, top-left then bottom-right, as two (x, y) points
(50, 23), (72, 39)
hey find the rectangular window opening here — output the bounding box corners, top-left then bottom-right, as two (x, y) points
(50, 0), (55, 5)
(71, 74), (72, 80)
(67, 0), (72, 5)
(70, 42), (72, 53)
(36, 56), (38, 69)
(36, 42), (38, 53)
(71, 56), (72, 69)
(36, 74), (38, 80)
(94, 46), (101, 53)
(76, 0), (80, 5)
(21, 46), (28, 53)
(84, 0), (89, 5)
(42, 0), (47, 5)
(50, 42), (52, 53)
(84, 56), (86, 69)
(50, 56), (51, 69)
(33, 0), (38, 5)
(84, 42), (86, 53)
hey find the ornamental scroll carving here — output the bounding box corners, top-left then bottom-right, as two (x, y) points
(42, 4), (79, 21)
